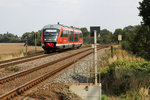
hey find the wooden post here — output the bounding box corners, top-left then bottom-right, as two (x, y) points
(35, 33), (37, 52)
(25, 40), (28, 56)
(111, 46), (114, 58)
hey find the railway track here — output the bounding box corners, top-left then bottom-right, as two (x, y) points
(0, 45), (109, 100)
(0, 48), (92, 84)
(0, 46), (90, 69)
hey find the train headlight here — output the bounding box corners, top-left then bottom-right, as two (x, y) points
(44, 39), (46, 41)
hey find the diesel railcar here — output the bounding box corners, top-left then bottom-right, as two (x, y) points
(41, 24), (83, 53)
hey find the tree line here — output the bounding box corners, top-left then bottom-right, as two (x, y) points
(0, 26), (135, 45)
(80, 25), (136, 45)
(0, 32), (21, 43)
(0, 24), (149, 60)
(0, 31), (41, 46)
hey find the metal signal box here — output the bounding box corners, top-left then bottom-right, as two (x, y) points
(90, 26), (100, 37)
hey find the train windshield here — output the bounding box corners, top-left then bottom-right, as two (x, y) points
(44, 29), (59, 36)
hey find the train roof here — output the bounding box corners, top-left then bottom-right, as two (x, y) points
(43, 24), (62, 30)
(43, 24), (80, 31)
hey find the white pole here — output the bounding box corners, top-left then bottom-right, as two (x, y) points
(94, 30), (97, 85)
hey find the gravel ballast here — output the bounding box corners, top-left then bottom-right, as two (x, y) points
(13, 47), (110, 100)
(0, 48), (90, 78)
(48, 47), (110, 84)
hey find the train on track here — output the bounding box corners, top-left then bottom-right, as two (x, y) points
(41, 24), (83, 53)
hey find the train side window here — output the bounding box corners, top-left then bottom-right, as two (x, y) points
(61, 30), (68, 37)
(69, 31), (73, 42)
(64, 30), (68, 37)
(79, 32), (83, 38)
(75, 32), (79, 42)
(61, 30), (63, 37)
(66, 30), (68, 37)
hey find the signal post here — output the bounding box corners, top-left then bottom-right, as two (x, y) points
(94, 30), (98, 84)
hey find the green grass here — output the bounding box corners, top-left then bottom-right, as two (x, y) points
(101, 94), (108, 100)
(67, 51), (73, 54)
(5, 66), (19, 72)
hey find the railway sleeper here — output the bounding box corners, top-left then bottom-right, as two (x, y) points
(24, 88), (27, 91)
(10, 95), (14, 99)
(18, 90), (23, 94)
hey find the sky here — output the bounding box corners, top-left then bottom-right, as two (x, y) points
(0, 0), (142, 36)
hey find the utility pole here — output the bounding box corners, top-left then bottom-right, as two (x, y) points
(94, 30), (97, 85)
(24, 36), (28, 56)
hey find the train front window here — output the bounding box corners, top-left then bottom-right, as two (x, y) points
(44, 29), (59, 36)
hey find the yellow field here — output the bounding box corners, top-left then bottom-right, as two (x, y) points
(0, 43), (43, 60)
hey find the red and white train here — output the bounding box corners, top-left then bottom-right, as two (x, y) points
(41, 24), (83, 53)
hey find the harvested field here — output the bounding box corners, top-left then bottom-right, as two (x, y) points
(0, 43), (43, 60)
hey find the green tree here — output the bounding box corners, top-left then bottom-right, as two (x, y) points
(123, 25), (136, 41)
(21, 31), (41, 46)
(131, 25), (150, 60)
(121, 26), (137, 51)
(80, 27), (92, 44)
(138, 0), (150, 26)
(122, 25), (150, 60)
(0, 33), (21, 43)
(21, 32), (34, 45)
(98, 29), (113, 44)
(80, 27), (89, 37)
(36, 30), (42, 46)
(113, 28), (124, 43)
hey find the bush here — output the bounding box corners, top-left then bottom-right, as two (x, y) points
(101, 94), (108, 100)
(101, 60), (150, 96)
(121, 25), (150, 60)
(121, 41), (130, 50)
